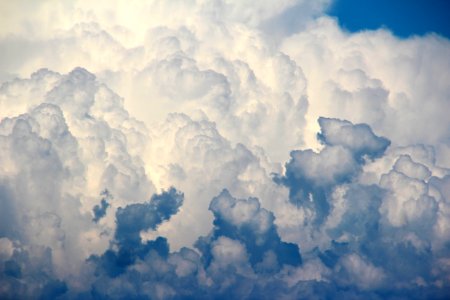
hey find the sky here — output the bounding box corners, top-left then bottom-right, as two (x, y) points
(0, 1), (450, 299)
(328, 0), (450, 38)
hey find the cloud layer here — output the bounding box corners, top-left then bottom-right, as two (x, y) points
(1, 1), (450, 299)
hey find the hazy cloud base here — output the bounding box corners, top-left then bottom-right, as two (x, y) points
(0, 1), (449, 299)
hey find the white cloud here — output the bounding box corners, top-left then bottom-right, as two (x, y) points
(282, 17), (450, 153)
(1, 0), (450, 298)
(338, 253), (386, 290)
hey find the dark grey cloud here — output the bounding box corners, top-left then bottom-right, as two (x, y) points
(92, 190), (111, 223)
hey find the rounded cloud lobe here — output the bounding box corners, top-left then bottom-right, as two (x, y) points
(1, 1), (450, 299)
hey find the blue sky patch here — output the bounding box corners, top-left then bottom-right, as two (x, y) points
(327, 0), (450, 38)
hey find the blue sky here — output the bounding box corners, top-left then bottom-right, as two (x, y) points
(328, 0), (450, 38)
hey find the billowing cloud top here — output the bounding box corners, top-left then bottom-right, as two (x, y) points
(1, 1), (450, 299)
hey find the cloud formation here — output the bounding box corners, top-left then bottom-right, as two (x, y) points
(1, 0), (450, 299)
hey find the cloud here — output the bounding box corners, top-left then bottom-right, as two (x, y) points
(198, 189), (301, 270)
(317, 117), (390, 161)
(87, 189), (302, 299)
(275, 117), (390, 225)
(1, 1), (450, 299)
(114, 187), (183, 247)
(0, 68), (159, 297)
(90, 187), (182, 279)
(92, 190), (111, 223)
(0, 1), (314, 163)
(282, 16), (450, 151)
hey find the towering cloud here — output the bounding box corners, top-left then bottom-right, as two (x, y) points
(1, 0), (450, 299)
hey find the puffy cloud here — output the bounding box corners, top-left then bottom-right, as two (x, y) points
(337, 253), (386, 290)
(1, 67), (154, 205)
(273, 118), (450, 298)
(0, 240), (69, 299)
(87, 189), (302, 299)
(197, 190), (301, 270)
(0, 68), (160, 298)
(1, 0), (314, 163)
(380, 169), (437, 229)
(114, 187), (183, 247)
(393, 154), (432, 181)
(317, 117), (390, 161)
(90, 187), (182, 279)
(282, 16), (450, 152)
(276, 117), (390, 225)
(1, 0), (450, 299)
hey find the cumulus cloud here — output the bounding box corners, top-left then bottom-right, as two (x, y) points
(282, 16), (450, 151)
(198, 189), (301, 270)
(89, 188), (183, 278)
(1, 0), (450, 299)
(275, 117), (390, 225)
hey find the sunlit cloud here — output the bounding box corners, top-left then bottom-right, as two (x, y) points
(1, 1), (449, 299)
